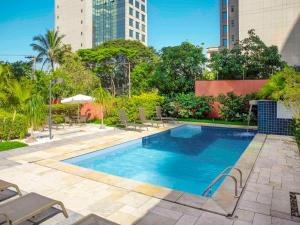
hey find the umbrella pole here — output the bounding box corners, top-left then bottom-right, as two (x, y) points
(78, 104), (80, 124)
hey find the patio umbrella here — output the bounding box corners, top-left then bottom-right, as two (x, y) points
(61, 94), (94, 121)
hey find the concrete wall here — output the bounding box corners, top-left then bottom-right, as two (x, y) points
(239, 0), (300, 67)
(195, 80), (268, 97)
(55, 0), (93, 50)
(195, 80), (268, 118)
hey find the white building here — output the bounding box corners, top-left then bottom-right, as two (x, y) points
(55, 0), (148, 50)
(220, 0), (300, 67)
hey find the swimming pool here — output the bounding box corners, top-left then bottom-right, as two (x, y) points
(64, 125), (256, 195)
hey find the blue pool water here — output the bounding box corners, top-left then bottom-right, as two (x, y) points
(65, 125), (256, 195)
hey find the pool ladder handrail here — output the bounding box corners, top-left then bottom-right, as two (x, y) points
(202, 166), (243, 198)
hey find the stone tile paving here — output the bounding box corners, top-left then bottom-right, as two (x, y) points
(0, 130), (299, 225)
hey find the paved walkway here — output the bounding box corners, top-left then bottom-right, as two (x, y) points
(0, 129), (299, 225)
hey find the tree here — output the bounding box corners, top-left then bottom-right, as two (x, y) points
(92, 86), (113, 128)
(51, 55), (100, 98)
(151, 42), (206, 95)
(131, 63), (155, 94)
(78, 39), (157, 96)
(209, 30), (285, 79)
(31, 30), (65, 70)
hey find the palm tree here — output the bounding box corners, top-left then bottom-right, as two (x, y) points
(92, 86), (113, 129)
(31, 30), (65, 70)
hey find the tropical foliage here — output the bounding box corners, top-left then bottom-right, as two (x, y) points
(209, 30), (285, 80)
(163, 94), (213, 119)
(31, 30), (66, 70)
(152, 42), (206, 95)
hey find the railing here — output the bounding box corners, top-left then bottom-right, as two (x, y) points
(202, 166), (243, 198)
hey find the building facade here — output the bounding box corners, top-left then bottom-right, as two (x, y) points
(55, 0), (148, 50)
(220, 0), (239, 49)
(220, 0), (300, 67)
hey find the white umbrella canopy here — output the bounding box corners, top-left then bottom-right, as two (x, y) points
(61, 94), (94, 104)
(61, 94), (94, 122)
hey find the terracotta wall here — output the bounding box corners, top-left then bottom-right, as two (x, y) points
(81, 103), (103, 120)
(195, 80), (268, 97)
(195, 80), (268, 118)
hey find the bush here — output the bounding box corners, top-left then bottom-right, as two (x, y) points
(0, 112), (28, 140)
(293, 119), (300, 148)
(106, 92), (164, 123)
(50, 104), (79, 117)
(162, 93), (214, 119)
(217, 92), (257, 121)
(52, 115), (65, 124)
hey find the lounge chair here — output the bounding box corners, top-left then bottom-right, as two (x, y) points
(0, 179), (22, 202)
(138, 108), (162, 128)
(0, 192), (68, 225)
(155, 106), (177, 123)
(72, 214), (119, 225)
(118, 109), (148, 131)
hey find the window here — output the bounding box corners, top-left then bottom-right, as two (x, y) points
(231, 6), (234, 12)
(222, 12), (227, 21)
(129, 0), (133, 5)
(141, 4), (145, 12)
(81, 32), (83, 36)
(232, 35), (235, 42)
(136, 11), (140, 19)
(129, 7), (133, 16)
(81, 20), (83, 24)
(57, 26), (59, 30)
(81, 9), (83, 13)
(141, 14), (145, 22)
(223, 25), (228, 34)
(129, 18), (134, 27)
(223, 39), (228, 47)
(57, 15), (59, 19)
(142, 24), (145, 32)
(57, 5), (59, 9)
(135, 1), (140, 9)
(129, 29), (134, 37)
(81, 43), (83, 47)
(136, 21), (140, 29)
(136, 32), (140, 40)
(231, 20), (235, 27)
(142, 34), (145, 42)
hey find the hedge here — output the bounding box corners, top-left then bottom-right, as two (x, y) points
(50, 104), (79, 117)
(0, 113), (28, 140)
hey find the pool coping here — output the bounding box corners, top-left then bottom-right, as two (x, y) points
(15, 124), (266, 216)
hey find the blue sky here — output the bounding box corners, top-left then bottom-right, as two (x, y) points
(0, 0), (220, 62)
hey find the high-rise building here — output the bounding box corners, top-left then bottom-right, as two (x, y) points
(55, 0), (148, 50)
(220, 0), (239, 49)
(220, 0), (300, 67)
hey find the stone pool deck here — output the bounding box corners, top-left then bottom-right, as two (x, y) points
(0, 124), (300, 225)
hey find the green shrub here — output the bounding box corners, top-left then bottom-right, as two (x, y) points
(50, 104), (79, 117)
(217, 92), (257, 122)
(0, 112), (28, 140)
(52, 115), (65, 124)
(106, 92), (164, 122)
(162, 93), (214, 119)
(293, 119), (300, 148)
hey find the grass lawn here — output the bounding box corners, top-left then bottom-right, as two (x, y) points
(178, 118), (257, 126)
(0, 141), (28, 152)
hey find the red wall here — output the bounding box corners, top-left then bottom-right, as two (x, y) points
(195, 80), (268, 97)
(195, 80), (268, 118)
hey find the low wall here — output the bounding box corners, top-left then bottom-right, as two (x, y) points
(195, 80), (268, 118)
(195, 80), (268, 97)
